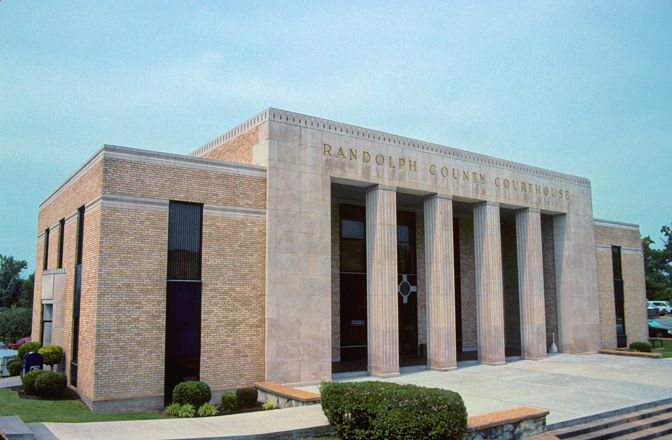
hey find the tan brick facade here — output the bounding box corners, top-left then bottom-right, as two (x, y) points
(199, 126), (260, 164)
(33, 146), (266, 411)
(595, 220), (647, 349)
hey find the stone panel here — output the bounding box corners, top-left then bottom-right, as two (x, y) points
(459, 218), (477, 351)
(541, 215), (558, 351)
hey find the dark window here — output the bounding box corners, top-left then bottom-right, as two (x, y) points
(165, 201), (203, 405)
(397, 210), (417, 357)
(41, 304), (53, 346)
(454, 218), (462, 352)
(167, 202), (202, 280)
(612, 246), (626, 347)
(43, 228), (49, 271)
(57, 219), (65, 269)
(340, 205), (366, 273)
(76, 207), (85, 266)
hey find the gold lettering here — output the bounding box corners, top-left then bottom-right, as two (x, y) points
(504, 179), (510, 189)
(479, 174), (486, 184)
(349, 149), (357, 161)
(441, 167), (449, 178)
(323, 144), (332, 157)
(429, 164), (436, 175)
(559, 190), (563, 199)
(551, 188), (557, 197)
(495, 177), (501, 187)
(535, 185), (541, 195)
(363, 151), (371, 163)
(409, 160), (417, 172)
(544, 187), (549, 196)
(512, 181), (518, 191)
(565, 190), (569, 200)
(463, 171), (469, 181)
(472, 172), (479, 183)
(375, 154), (384, 165)
(399, 158), (406, 169)
(522, 183), (527, 192)
(388, 156), (396, 168)
(528, 183), (533, 193)
(336, 148), (346, 159)
(453, 169), (459, 179)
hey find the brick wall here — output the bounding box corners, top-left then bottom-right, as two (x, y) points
(198, 126), (260, 164)
(502, 220), (521, 348)
(594, 223), (647, 348)
(459, 218), (477, 350)
(542, 215), (558, 350)
(200, 216), (266, 391)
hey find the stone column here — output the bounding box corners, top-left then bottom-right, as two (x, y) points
(474, 201), (506, 365)
(516, 208), (547, 360)
(366, 185), (399, 377)
(424, 194), (457, 371)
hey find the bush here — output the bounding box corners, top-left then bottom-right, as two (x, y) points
(236, 387), (258, 408)
(38, 345), (64, 369)
(7, 359), (22, 376)
(18, 342), (41, 360)
(172, 381), (212, 408)
(177, 403), (195, 417)
(220, 392), (238, 412)
(34, 371), (67, 398)
(320, 381), (468, 440)
(22, 369), (49, 395)
(165, 403), (181, 416)
(197, 402), (219, 417)
(263, 400), (276, 410)
(630, 342), (652, 353)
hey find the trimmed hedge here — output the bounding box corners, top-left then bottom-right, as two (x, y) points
(172, 381), (212, 407)
(18, 342), (41, 360)
(235, 387), (258, 408)
(7, 359), (22, 376)
(630, 342), (652, 353)
(320, 381), (468, 440)
(22, 369), (49, 395)
(38, 345), (64, 369)
(220, 392), (238, 412)
(35, 371), (67, 398)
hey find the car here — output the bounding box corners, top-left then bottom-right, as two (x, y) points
(648, 301), (672, 316)
(6, 337), (31, 350)
(648, 320), (672, 339)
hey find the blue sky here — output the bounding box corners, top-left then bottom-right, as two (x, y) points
(1, 1), (670, 273)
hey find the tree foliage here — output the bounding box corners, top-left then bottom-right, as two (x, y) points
(644, 224), (672, 301)
(0, 307), (33, 344)
(0, 254), (28, 308)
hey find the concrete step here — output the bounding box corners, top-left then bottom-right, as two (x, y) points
(554, 404), (672, 439)
(553, 403), (672, 440)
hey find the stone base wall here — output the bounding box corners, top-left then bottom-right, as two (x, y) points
(465, 415), (547, 440)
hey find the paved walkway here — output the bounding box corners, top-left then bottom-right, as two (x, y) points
(4, 353), (672, 439)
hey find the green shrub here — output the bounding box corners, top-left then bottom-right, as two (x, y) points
(177, 403), (195, 417)
(236, 387), (258, 408)
(197, 402), (219, 417)
(220, 392), (238, 412)
(263, 400), (276, 410)
(320, 381), (468, 440)
(38, 345), (64, 369)
(22, 369), (49, 395)
(172, 381), (212, 408)
(630, 342), (652, 352)
(165, 403), (181, 416)
(18, 342), (41, 360)
(7, 359), (22, 376)
(34, 371), (67, 398)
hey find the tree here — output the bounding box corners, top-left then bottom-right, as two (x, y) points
(0, 254), (28, 308)
(643, 224), (672, 302)
(19, 272), (35, 309)
(0, 307), (32, 344)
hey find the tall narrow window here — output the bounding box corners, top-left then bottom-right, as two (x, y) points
(397, 211), (417, 357)
(71, 206), (85, 387)
(165, 202), (203, 405)
(612, 246), (626, 348)
(41, 304), (53, 346)
(57, 218), (65, 269)
(43, 228), (50, 271)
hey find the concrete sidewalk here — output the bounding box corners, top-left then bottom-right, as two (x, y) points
(8, 353), (672, 439)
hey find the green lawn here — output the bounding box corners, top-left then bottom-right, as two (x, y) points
(0, 389), (166, 423)
(652, 338), (672, 358)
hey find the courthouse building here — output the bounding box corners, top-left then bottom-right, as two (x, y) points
(32, 108), (646, 412)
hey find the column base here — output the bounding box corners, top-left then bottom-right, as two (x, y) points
(428, 364), (458, 372)
(369, 370), (401, 378)
(523, 354), (548, 361)
(480, 360), (506, 366)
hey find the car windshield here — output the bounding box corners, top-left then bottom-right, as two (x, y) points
(650, 321), (663, 327)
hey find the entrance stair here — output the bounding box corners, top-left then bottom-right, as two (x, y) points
(551, 403), (672, 440)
